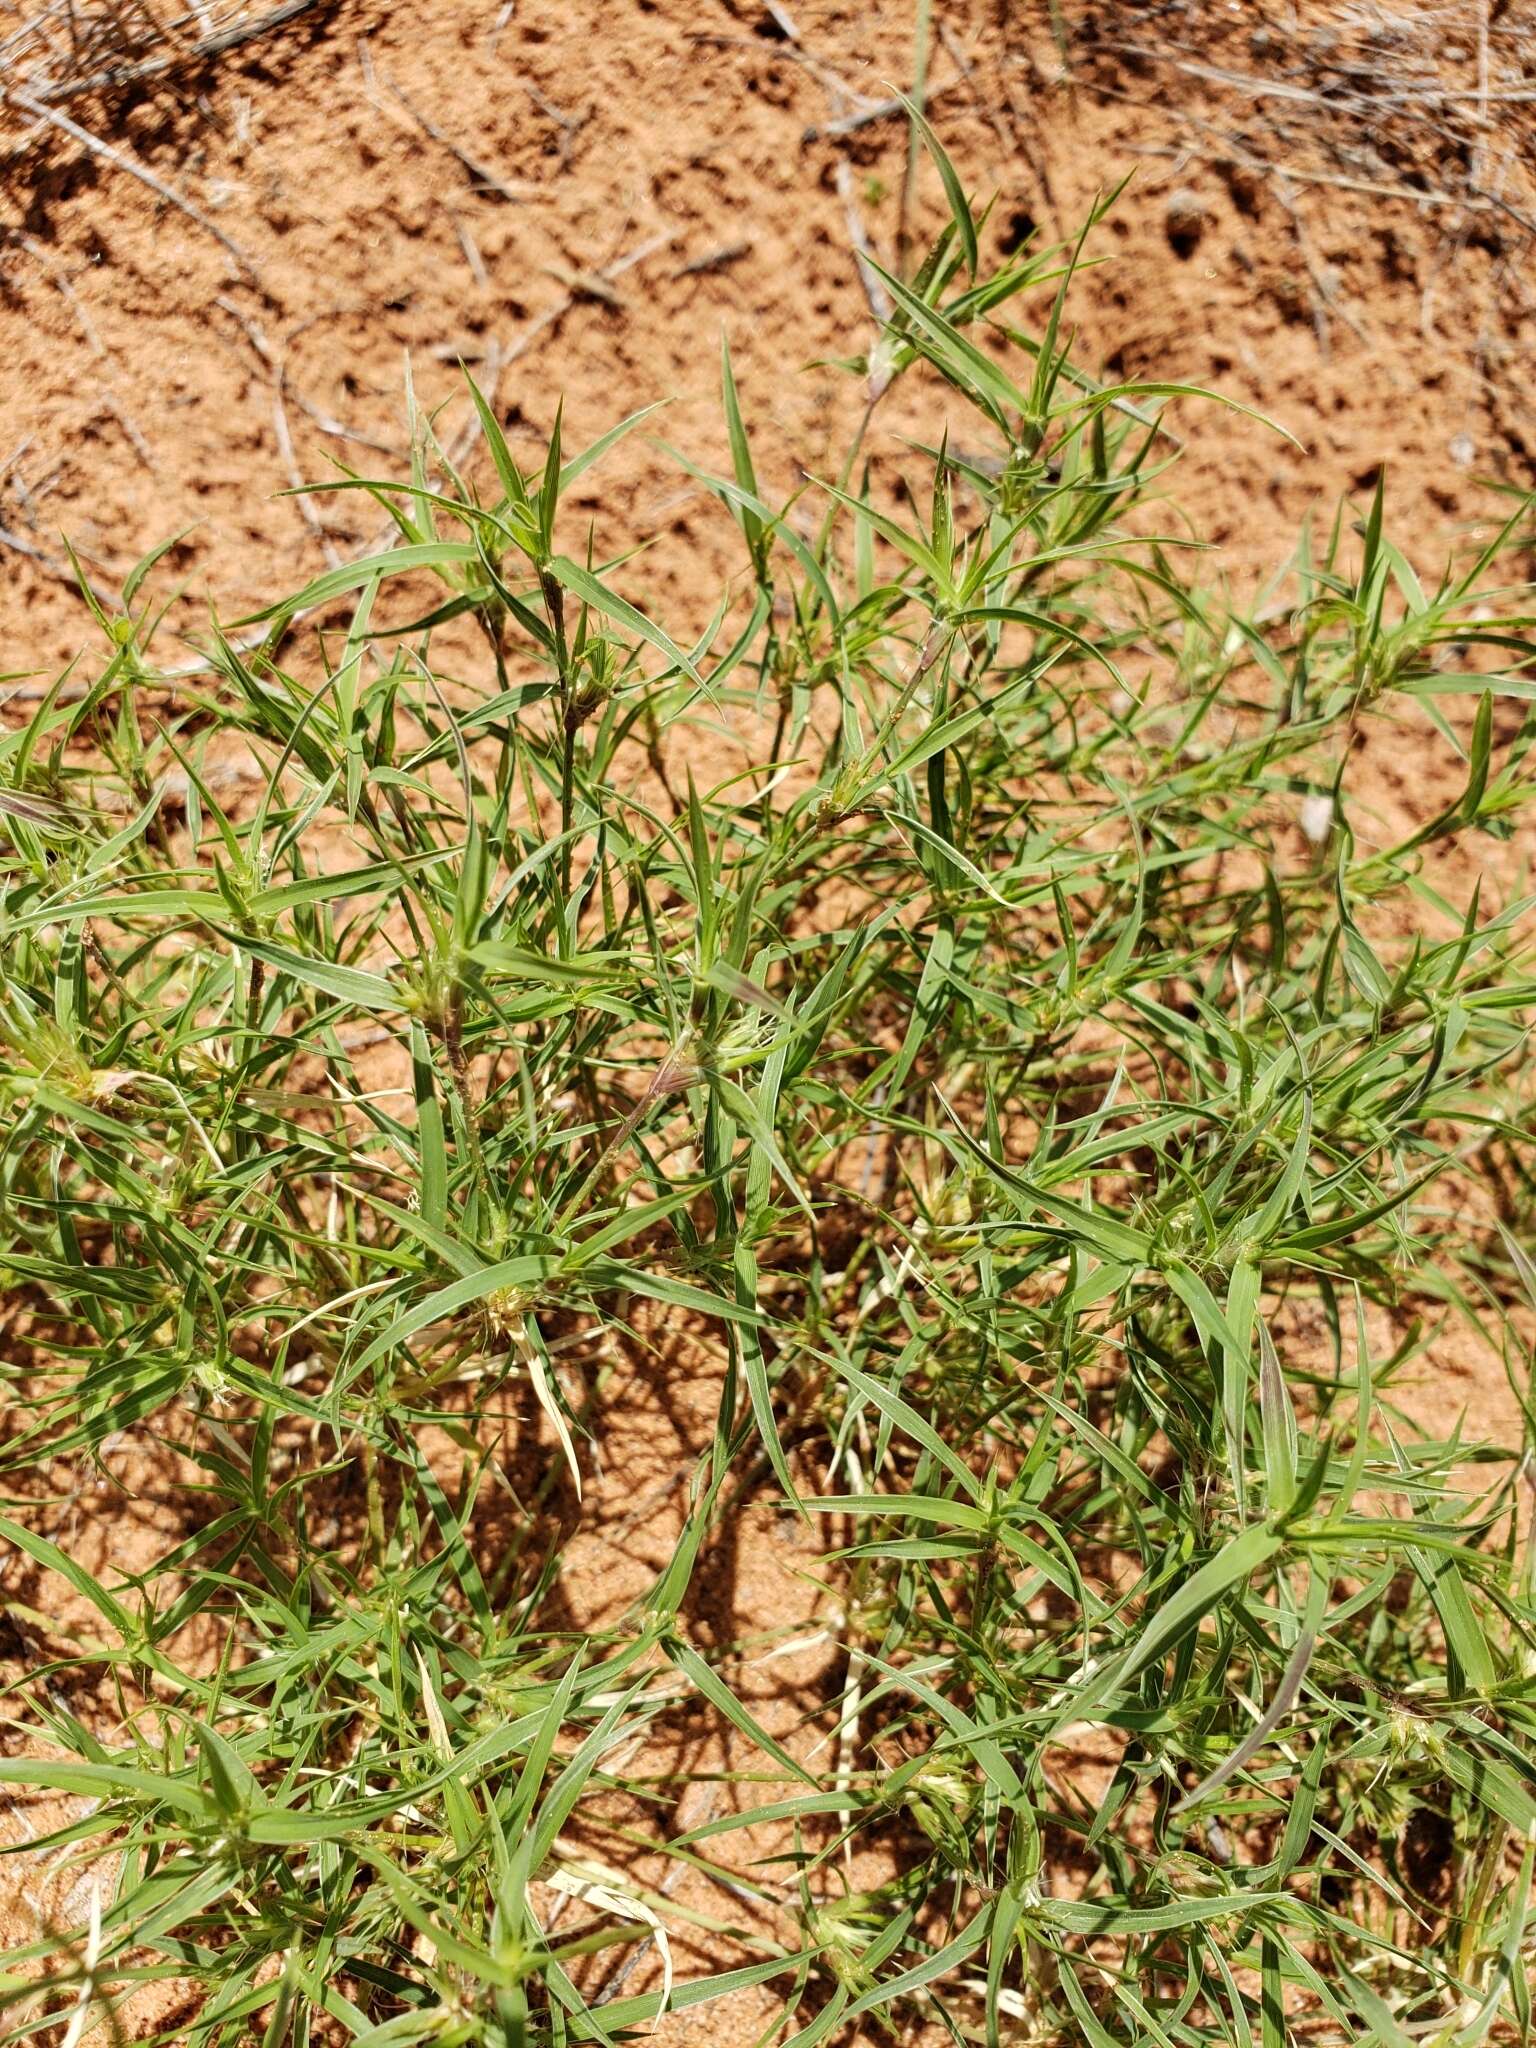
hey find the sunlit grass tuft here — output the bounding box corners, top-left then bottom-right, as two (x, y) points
(1, 128), (1534, 2047)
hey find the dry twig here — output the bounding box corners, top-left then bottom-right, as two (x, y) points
(834, 158), (892, 328)
(802, 74), (965, 142)
(7, 87), (263, 285)
(5, 0), (322, 110)
(384, 76), (532, 204)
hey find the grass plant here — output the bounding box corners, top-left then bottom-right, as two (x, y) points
(0, 134), (1534, 2047)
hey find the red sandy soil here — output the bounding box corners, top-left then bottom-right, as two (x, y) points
(0, 1), (1533, 2039)
(0, 0), (1532, 672)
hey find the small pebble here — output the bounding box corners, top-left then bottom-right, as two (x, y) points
(1300, 793), (1334, 845)
(1164, 188), (1208, 258)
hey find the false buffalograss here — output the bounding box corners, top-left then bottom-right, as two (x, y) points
(0, 132), (1533, 2047)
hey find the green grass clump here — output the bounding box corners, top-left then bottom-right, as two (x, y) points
(0, 140), (1534, 2047)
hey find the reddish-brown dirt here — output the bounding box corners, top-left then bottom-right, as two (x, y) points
(2, 0), (1533, 676)
(1, 1), (1534, 2040)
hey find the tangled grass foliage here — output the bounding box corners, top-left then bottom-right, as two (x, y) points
(0, 132), (1534, 2047)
